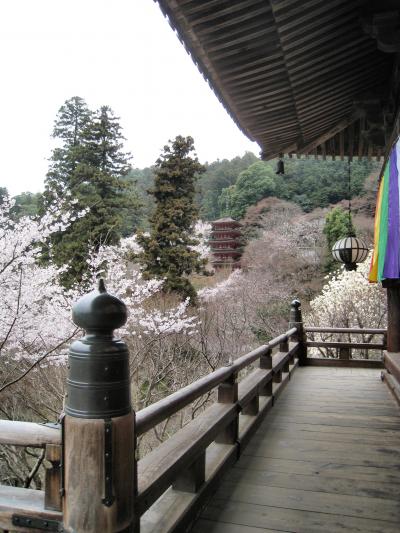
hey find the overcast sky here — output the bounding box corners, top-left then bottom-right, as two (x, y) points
(0, 0), (258, 196)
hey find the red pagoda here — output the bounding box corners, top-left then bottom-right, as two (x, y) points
(209, 217), (243, 270)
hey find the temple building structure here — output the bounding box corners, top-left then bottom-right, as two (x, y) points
(209, 217), (243, 270)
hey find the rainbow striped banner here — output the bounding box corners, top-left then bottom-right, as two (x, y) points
(369, 138), (400, 282)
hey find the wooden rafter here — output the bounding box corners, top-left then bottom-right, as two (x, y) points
(156, 0), (398, 159)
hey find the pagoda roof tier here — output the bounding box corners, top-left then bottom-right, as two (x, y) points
(209, 237), (243, 243)
(210, 229), (242, 236)
(211, 217), (242, 227)
(212, 251), (242, 258)
(211, 259), (241, 265)
(210, 241), (243, 247)
(211, 249), (243, 255)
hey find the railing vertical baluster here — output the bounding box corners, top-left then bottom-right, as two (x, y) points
(44, 444), (62, 511)
(289, 299), (307, 365)
(259, 348), (273, 397)
(339, 346), (351, 360)
(242, 394), (259, 416)
(273, 368), (282, 383)
(173, 451), (206, 493)
(280, 338), (290, 373)
(215, 372), (238, 444)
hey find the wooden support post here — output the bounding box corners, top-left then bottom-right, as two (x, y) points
(260, 348), (272, 370)
(173, 451), (206, 493)
(273, 370), (282, 383)
(382, 279), (400, 352)
(339, 346), (351, 360)
(215, 373), (238, 444)
(289, 299), (307, 365)
(279, 339), (289, 353)
(63, 281), (136, 533)
(260, 348), (273, 397)
(242, 395), (259, 416)
(44, 444), (62, 511)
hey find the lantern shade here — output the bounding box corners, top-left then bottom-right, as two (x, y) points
(332, 236), (369, 270)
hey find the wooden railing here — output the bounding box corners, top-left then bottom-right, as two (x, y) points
(304, 326), (386, 367)
(0, 421), (62, 532)
(0, 325), (299, 533)
(0, 293), (390, 533)
(136, 328), (298, 530)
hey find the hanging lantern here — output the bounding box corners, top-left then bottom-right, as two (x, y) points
(331, 160), (369, 271)
(331, 236), (369, 271)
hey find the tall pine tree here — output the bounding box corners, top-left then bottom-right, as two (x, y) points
(42, 97), (137, 288)
(138, 136), (205, 302)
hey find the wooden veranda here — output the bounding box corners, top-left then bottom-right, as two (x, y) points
(2, 1), (400, 532)
(1, 298), (399, 533)
(193, 367), (400, 533)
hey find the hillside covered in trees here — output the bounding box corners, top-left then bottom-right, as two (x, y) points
(7, 152), (377, 230)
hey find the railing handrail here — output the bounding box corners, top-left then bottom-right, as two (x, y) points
(136, 327), (297, 436)
(0, 329), (298, 442)
(306, 340), (385, 350)
(305, 326), (386, 335)
(0, 420), (61, 447)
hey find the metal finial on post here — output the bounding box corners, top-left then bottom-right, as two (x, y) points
(289, 299), (302, 324)
(289, 299), (307, 365)
(63, 283), (135, 533)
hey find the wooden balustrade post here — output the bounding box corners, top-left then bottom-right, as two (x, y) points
(215, 373), (238, 444)
(382, 279), (400, 352)
(242, 394), (259, 416)
(280, 339), (290, 372)
(289, 299), (307, 365)
(173, 451), (206, 493)
(44, 444), (62, 511)
(339, 346), (351, 360)
(259, 348), (273, 397)
(273, 368), (282, 383)
(63, 280), (136, 533)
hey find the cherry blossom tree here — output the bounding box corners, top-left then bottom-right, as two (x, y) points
(306, 255), (386, 358)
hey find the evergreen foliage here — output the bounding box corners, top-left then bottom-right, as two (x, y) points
(123, 166), (155, 233)
(323, 207), (355, 250)
(218, 161), (276, 219)
(42, 97), (138, 288)
(323, 206), (355, 271)
(199, 157), (376, 220)
(198, 152), (258, 219)
(138, 136), (205, 302)
(12, 192), (42, 219)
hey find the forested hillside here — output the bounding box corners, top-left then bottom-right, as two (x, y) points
(198, 155), (377, 220)
(5, 153), (377, 233)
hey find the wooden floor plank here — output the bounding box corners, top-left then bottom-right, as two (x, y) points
(249, 424), (400, 445)
(193, 366), (400, 532)
(236, 455), (400, 484)
(214, 481), (400, 522)
(191, 519), (285, 533)
(201, 500), (399, 533)
(274, 403), (399, 416)
(223, 467), (400, 500)
(259, 411), (400, 430)
(245, 433), (400, 466)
